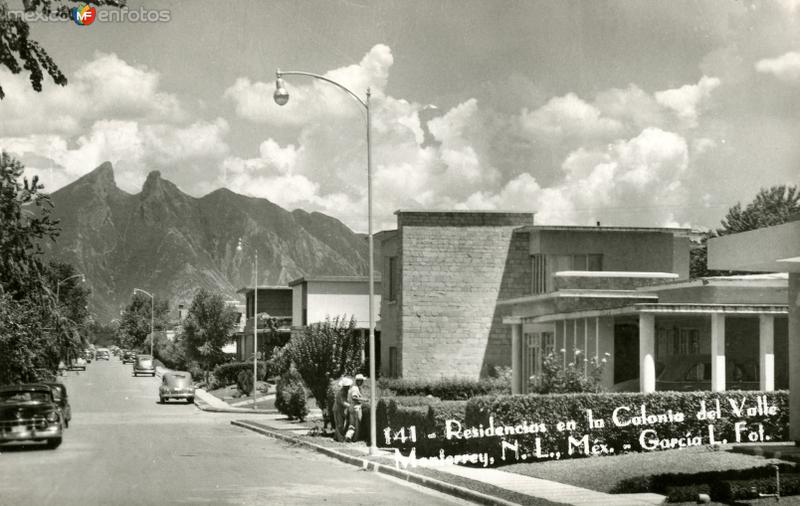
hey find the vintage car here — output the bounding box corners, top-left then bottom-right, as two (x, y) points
(612, 354), (759, 392)
(95, 348), (110, 361)
(68, 356), (87, 371)
(0, 384), (63, 449)
(121, 350), (136, 364)
(44, 382), (71, 428)
(158, 372), (195, 404)
(133, 354), (155, 377)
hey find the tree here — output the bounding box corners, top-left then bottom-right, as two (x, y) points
(44, 260), (92, 364)
(118, 292), (169, 351)
(182, 289), (238, 382)
(0, 293), (58, 383)
(0, 0), (124, 99)
(691, 184), (800, 278)
(0, 151), (60, 299)
(287, 315), (364, 421)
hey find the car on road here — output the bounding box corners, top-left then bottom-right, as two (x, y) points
(159, 372), (195, 404)
(68, 355), (87, 371)
(0, 384), (64, 449)
(121, 350), (136, 364)
(44, 382), (71, 428)
(133, 354), (156, 377)
(95, 348), (110, 361)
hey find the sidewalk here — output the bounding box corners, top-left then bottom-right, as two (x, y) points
(192, 386), (664, 505)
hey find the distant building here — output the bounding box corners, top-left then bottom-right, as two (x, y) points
(232, 286), (293, 361)
(289, 275), (382, 371)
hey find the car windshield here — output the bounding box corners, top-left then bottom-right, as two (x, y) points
(0, 390), (51, 403)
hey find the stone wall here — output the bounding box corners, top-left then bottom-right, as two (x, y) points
(397, 211), (533, 380)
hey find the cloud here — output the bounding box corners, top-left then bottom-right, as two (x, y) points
(519, 93), (624, 141)
(0, 52), (184, 137)
(654, 76), (721, 127)
(755, 51), (800, 83)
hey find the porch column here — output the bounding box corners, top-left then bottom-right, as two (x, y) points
(711, 313), (726, 392)
(788, 273), (800, 441)
(511, 323), (523, 394)
(759, 315), (775, 392)
(639, 313), (656, 393)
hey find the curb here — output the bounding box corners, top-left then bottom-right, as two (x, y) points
(232, 420), (521, 506)
(193, 392), (278, 415)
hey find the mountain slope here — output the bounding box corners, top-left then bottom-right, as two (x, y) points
(45, 163), (372, 322)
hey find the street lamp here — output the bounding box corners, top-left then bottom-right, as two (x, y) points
(56, 273), (85, 304)
(236, 237), (259, 410)
(274, 68), (378, 455)
(133, 288), (154, 358)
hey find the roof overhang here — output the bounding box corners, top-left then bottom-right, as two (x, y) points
(497, 289), (658, 306)
(509, 303), (788, 324)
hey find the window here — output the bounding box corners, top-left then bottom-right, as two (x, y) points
(389, 347), (399, 377)
(531, 255), (547, 294)
(542, 331), (555, 356)
(565, 254), (603, 271)
(657, 326), (699, 356)
(388, 256), (399, 301)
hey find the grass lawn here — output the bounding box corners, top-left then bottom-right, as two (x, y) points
(504, 445), (792, 493)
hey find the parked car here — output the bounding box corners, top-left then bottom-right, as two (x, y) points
(95, 348), (110, 360)
(158, 372), (195, 404)
(133, 354), (155, 377)
(68, 356), (87, 371)
(121, 351), (136, 364)
(0, 384), (63, 449)
(44, 382), (71, 428)
(83, 350), (93, 363)
(612, 354), (759, 392)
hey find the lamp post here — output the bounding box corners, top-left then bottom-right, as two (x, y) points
(56, 273), (85, 304)
(133, 288), (154, 358)
(236, 238), (259, 410)
(274, 69), (378, 455)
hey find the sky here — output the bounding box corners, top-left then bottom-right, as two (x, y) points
(1, 0), (799, 232)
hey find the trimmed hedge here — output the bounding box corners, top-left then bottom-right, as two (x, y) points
(376, 396), (468, 455)
(213, 361), (266, 387)
(275, 369), (308, 421)
(378, 377), (509, 400)
(461, 390), (788, 465)
(612, 464), (797, 502)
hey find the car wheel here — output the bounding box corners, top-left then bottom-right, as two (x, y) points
(46, 437), (62, 449)
(187, 397), (194, 404)
(64, 418), (69, 429)
(159, 397), (164, 404)
(151, 373), (155, 377)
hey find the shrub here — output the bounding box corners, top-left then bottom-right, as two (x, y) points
(463, 390), (789, 466)
(288, 315), (364, 421)
(529, 351), (608, 394)
(612, 464), (798, 502)
(275, 368), (308, 421)
(377, 377), (509, 400)
(236, 369), (254, 395)
(213, 361), (266, 387)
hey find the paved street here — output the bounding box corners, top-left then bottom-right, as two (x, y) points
(0, 359), (470, 505)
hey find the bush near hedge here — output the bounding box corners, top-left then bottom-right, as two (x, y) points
(275, 368), (308, 421)
(213, 361), (266, 387)
(462, 390), (788, 465)
(378, 377), (509, 400)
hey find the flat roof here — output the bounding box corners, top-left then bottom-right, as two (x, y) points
(515, 225), (692, 234)
(394, 209), (534, 215)
(236, 285), (292, 294)
(288, 275), (382, 287)
(554, 271), (679, 279)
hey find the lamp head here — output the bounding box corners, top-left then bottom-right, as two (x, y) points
(236, 238), (243, 252)
(274, 77), (289, 106)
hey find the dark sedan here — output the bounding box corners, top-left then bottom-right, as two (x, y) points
(0, 384), (64, 449)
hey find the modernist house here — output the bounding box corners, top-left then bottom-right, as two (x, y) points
(708, 217), (800, 440)
(378, 210), (790, 394)
(233, 286), (293, 361)
(289, 275), (382, 369)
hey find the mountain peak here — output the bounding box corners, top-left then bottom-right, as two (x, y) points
(88, 161), (115, 186)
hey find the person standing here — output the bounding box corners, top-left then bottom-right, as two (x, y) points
(333, 377), (352, 442)
(345, 374), (365, 442)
